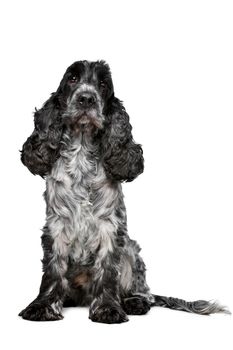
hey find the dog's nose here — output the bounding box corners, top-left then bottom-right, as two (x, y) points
(77, 93), (96, 108)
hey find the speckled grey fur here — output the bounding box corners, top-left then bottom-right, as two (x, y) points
(19, 60), (230, 323)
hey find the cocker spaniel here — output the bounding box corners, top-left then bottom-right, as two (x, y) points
(19, 60), (228, 323)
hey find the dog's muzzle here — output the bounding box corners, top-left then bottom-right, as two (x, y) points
(64, 90), (103, 132)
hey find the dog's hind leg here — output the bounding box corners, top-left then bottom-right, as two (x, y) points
(122, 295), (151, 315)
(120, 239), (154, 315)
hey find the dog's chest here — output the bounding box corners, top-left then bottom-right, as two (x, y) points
(45, 133), (118, 251)
(44, 132), (121, 266)
(47, 134), (105, 212)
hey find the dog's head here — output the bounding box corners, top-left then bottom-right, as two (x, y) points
(52, 60), (114, 134)
(23, 60), (144, 181)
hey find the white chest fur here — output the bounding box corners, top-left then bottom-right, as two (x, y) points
(45, 131), (120, 263)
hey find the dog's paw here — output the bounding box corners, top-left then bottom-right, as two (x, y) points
(19, 301), (63, 321)
(89, 303), (128, 324)
(122, 296), (151, 315)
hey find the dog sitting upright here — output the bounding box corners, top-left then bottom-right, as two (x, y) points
(19, 60), (228, 323)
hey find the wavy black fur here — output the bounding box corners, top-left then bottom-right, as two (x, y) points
(20, 94), (64, 177)
(19, 60), (229, 323)
(21, 63), (143, 182)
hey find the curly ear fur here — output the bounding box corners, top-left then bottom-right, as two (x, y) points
(100, 98), (144, 182)
(20, 94), (64, 177)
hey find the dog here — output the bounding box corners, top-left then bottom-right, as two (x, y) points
(19, 60), (229, 323)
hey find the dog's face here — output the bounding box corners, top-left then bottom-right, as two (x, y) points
(58, 60), (114, 134)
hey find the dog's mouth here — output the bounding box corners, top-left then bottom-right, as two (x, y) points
(77, 113), (91, 125)
(63, 111), (103, 134)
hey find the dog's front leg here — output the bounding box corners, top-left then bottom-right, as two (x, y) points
(89, 248), (128, 324)
(19, 225), (70, 321)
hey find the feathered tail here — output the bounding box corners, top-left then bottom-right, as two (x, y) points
(151, 295), (231, 315)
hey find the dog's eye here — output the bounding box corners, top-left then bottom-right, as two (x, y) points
(69, 76), (78, 84)
(100, 81), (106, 89)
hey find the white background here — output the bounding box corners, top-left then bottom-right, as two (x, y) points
(0, 0), (232, 349)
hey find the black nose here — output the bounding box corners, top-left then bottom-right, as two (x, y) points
(77, 93), (96, 108)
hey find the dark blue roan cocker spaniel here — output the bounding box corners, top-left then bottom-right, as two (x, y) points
(19, 60), (229, 323)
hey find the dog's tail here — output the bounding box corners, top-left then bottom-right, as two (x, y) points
(151, 294), (230, 315)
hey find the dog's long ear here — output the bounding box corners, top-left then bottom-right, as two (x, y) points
(20, 92), (64, 177)
(100, 98), (144, 182)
